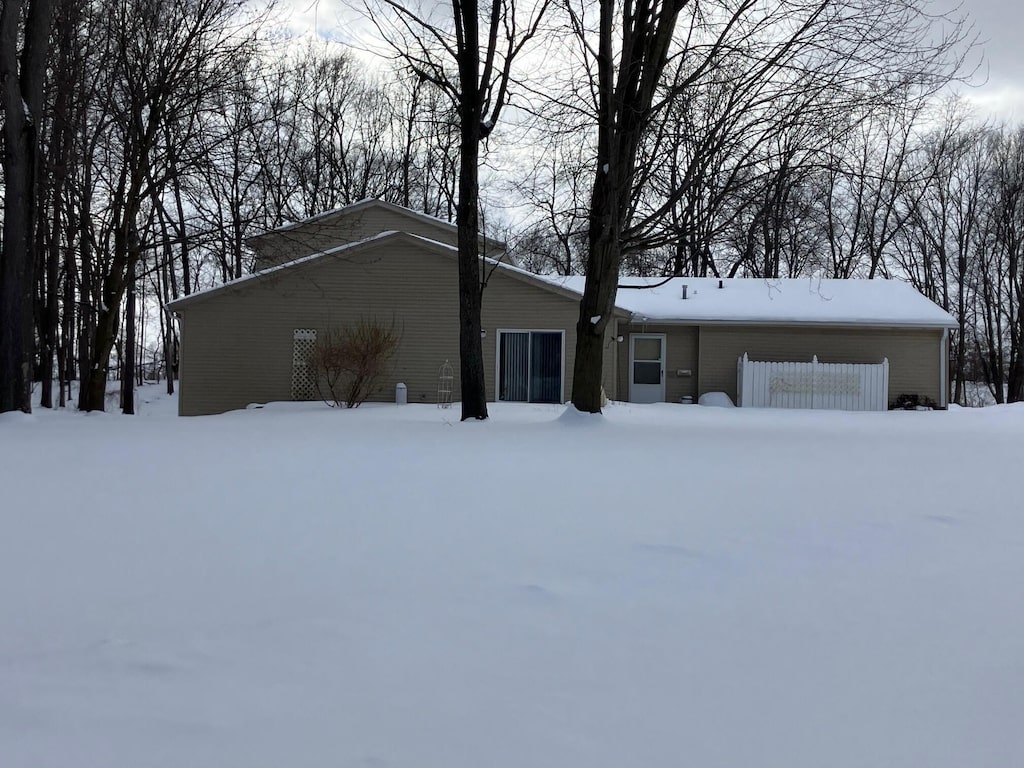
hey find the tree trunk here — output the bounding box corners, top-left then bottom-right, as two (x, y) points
(171, 158), (192, 295)
(39, 208), (60, 408)
(572, 204), (621, 412)
(160, 306), (174, 396)
(455, 126), (488, 420)
(121, 261), (136, 414)
(76, 168), (95, 410)
(62, 199), (78, 404)
(1009, 292), (1024, 403)
(81, 223), (134, 411)
(155, 203), (177, 395)
(39, 78), (70, 408)
(453, 0), (488, 421)
(0, 0), (53, 413)
(568, 0), (685, 413)
(82, 303), (119, 411)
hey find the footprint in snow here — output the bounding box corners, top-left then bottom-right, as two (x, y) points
(513, 583), (560, 602)
(924, 513), (959, 525)
(636, 542), (705, 559)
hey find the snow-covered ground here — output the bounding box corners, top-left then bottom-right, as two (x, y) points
(2, 392), (1023, 768)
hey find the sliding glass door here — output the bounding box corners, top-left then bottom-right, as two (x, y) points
(498, 331), (564, 403)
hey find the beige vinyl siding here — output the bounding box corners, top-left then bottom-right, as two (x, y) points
(614, 322), (699, 403)
(176, 239), (587, 415)
(250, 204), (503, 270)
(251, 208), (461, 269)
(485, 272), (587, 405)
(697, 325), (944, 406)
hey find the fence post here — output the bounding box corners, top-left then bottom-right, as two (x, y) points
(737, 354), (744, 407)
(882, 358), (889, 410)
(811, 355), (819, 409)
(738, 353), (750, 407)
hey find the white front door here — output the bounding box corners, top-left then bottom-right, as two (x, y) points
(629, 334), (666, 403)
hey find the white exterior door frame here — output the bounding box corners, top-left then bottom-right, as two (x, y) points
(629, 333), (667, 403)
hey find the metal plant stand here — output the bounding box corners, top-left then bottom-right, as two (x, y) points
(437, 359), (454, 408)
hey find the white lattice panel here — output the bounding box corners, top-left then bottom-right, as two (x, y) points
(292, 329), (318, 401)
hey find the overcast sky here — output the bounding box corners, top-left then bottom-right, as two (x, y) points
(271, 0), (1024, 120)
(959, 0), (1024, 118)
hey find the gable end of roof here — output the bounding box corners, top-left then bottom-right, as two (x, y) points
(245, 198), (505, 253)
(168, 231), (579, 313)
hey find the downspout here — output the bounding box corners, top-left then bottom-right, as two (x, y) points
(611, 322), (618, 402)
(941, 327), (949, 409)
(174, 311), (185, 417)
(696, 325), (703, 400)
(609, 318), (625, 402)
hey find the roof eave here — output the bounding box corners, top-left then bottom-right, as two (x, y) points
(622, 315), (957, 329)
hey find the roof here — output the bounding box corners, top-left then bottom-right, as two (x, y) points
(167, 231), (578, 313)
(535, 275), (956, 328)
(244, 198), (506, 254)
(172, 229), (954, 329)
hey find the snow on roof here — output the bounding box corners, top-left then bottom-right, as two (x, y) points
(537, 275), (956, 328)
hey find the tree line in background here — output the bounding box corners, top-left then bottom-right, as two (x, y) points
(1, 0), (1019, 417)
(0, 0), (462, 414)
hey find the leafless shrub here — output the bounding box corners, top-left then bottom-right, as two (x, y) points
(310, 320), (400, 408)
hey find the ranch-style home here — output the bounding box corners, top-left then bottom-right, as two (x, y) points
(167, 199), (956, 416)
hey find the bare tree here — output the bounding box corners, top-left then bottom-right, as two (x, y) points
(366, 0), (551, 420)
(561, 0), (973, 411)
(975, 126), (1024, 402)
(894, 105), (985, 403)
(564, 0), (690, 412)
(512, 144), (591, 275)
(76, 0), (262, 412)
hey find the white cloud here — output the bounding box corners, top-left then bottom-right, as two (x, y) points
(961, 82), (1024, 123)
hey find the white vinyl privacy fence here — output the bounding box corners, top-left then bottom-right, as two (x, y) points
(737, 354), (889, 411)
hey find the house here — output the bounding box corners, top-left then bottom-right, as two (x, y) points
(167, 199), (956, 416)
(553, 274), (955, 410)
